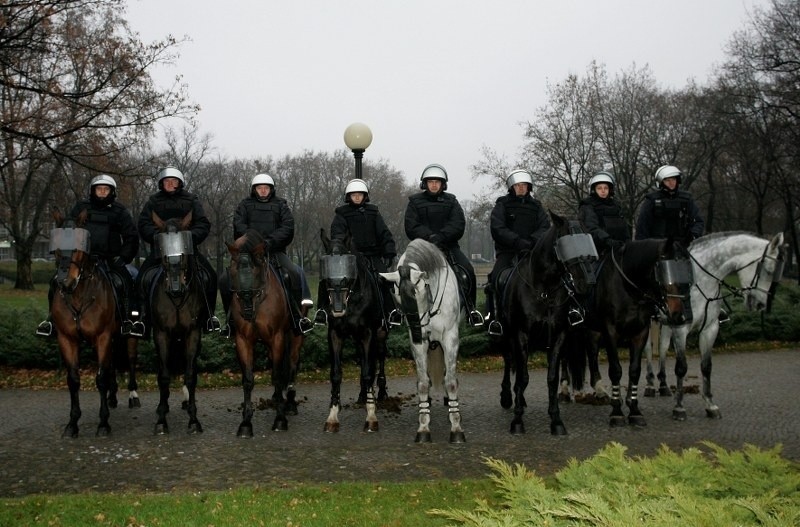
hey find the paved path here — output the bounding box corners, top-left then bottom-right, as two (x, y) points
(0, 349), (797, 497)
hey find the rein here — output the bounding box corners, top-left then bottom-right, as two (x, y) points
(610, 246), (675, 319)
(404, 264), (451, 331)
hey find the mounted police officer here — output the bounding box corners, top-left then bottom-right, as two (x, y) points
(579, 171), (630, 252)
(635, 165), (704, 247)
(404, 163), (483, 327)
(136, 166), (219, 334)
(314, 178), (397, 327)
(223, 173), (313, 336)
(485, 169), (550, 335)
(37, 174), (140, 337)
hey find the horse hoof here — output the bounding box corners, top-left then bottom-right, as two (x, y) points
(628, 415), (647, 427)
(154, 423), (169, 435)
(237, 423), (253, 438)
(62, 425), (79, 438)
(510, 421), (525, 435)
(364, 421), (379, 433)
(550, 423), (568, 436)
(108, 396), (118, 409)
(188, 421), (203, 434)
(659, 386), (673, 397)
(672, 408), (687, 421)
(643, 387), (656, 397)
(414, 431), (432, 443)
(95, 425), (111, 437)
(705, 408), (722, 419)
(129, 397), (141, 409)
(323, 422), (340, 433)
(272, 418), (288, 432)
(609, 415), (626, 427)
(500, 392), (512, 409)
(449, 431), (466, 443)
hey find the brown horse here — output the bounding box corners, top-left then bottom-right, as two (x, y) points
(50, 210), (125, 437)
(226, 229), (303, 436)
(149, 211), (206, 434)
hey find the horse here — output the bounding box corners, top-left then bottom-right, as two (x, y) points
(496, 212), (598, 436)
(147, 211), (207, 434)
(226, 229), (303, 436)
(380, 238), (465, 443)
(319, 229), (389, 433)
(645, 231), (786, 420)
(49, 210), (135, 437)
(565, 238), (691, 427)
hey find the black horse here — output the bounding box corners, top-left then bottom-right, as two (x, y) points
(319, 229), (389, 433)
(146, 211), (208, 434)
(496, 212), (598, 435)
(564, 238), (691, 427)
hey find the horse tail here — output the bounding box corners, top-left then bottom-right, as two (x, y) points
(427, 344), (445, 391)
(564, 329), (588, 391)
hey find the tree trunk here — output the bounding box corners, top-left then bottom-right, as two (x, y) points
(14, 243), (35, 290)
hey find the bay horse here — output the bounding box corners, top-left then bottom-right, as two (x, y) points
(148, 211), (206, 434)
(319, 229), (388, 433)
(50, 210), (135, 437)
(226, 229), (303, 436)
(380, 238), (465, 443)
(645, 231), (786, 420)
(497, 212), (598, 435)
(566, 238), (691, 427)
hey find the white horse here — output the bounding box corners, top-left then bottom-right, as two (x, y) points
(645, 231), (786, 420)
(380, 238), (465, 443)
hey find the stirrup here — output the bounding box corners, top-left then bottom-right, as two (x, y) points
(313, 309), (328, 326)
(388, 309), (403, 327)
(718, 309), (731, 324)
(130, 320), (146, 338)
(219, 323), (232, 339)
(298, 317), (314, 335)
(121, 319), (134, 336)
(206, 316), (221, 333)
(487, 320), (503, 336)
(567, 307), (584, 326)
(36, 320), (53, 337)
(468, 310), (484, 327)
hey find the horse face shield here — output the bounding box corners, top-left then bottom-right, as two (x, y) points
(655, 258), (694, 325)
(50, 227), (91, 292)
(320, 254), (357, 316)
(554, 232), (598, 290)
(157, 231), (193, 295)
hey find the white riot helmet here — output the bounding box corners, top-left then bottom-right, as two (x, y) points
(90, 174), (117, 190)
(89, 174), (117, 205)
(157, 166), (185, 189)
(654, 165), (682, 187)
(419, 163), (448, 190)
(344, 178), (370, 203)
(250, 173), (275, 199)
(505, 169), (533, 191)
(588, 171), (615, 195)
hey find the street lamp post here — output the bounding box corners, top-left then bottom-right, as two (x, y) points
(343, 122), (372, 179)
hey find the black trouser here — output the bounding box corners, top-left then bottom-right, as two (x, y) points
(485, 252), (516, 317)
(444, 246), (477, 307)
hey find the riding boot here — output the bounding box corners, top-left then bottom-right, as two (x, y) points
(120, 295), (134, 336)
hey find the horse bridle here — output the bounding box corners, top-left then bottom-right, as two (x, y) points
(230, 251), (269, 321)
(398, 264), (450, 337)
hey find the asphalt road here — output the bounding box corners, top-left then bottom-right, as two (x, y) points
(0, 349), (797, 497)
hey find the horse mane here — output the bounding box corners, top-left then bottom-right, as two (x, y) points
(690, 231), (760, 251)
(619, 239), (665, 275)
(404, 239), (447, 274)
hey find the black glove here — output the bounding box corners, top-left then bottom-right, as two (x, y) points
(263, 240), (273, 253)
(111, 256), (126, 269)
(382, 256), (394, 269)
(428, 234), (443, 246)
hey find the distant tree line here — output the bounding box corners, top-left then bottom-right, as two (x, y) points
(3, 0), (800, 290)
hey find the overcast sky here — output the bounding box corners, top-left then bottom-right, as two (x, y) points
(124, 0), (767, 199)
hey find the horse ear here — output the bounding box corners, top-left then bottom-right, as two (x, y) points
(180, 211), (193, 231)
(549, 210), (564, 226)
(378, 270), (400, 284)
(76, 209), (89, 228)
(320, 228), (331, 253)
(52, 208), (64, 227)
(152, 212), (165, 231)
(770, 232), (784, 250)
